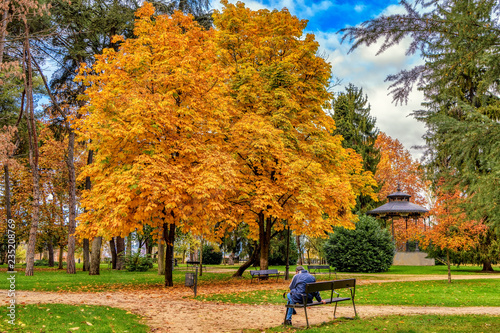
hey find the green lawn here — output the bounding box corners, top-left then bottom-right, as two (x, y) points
(0, 304), (148, 332)
(0, 266), (238, 292)
(198, 279), (500, 307)
(1, 263), (497, 293)
(381, 265), (498, 275)
(246, 315), (500, 333)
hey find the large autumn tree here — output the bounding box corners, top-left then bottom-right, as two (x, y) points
(76, 3), (237, 286)
(214, 1), (377, 270)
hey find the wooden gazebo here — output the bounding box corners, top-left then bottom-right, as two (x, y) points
(367, 185), (428, 251)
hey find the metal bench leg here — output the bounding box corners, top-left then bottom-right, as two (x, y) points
(304, 306), (309, 328)
(334, 302), (338, 319)
(352, 299), (357, 317)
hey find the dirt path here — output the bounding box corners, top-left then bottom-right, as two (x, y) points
(3, 274), (500, 332)
(6, 290), (500, 332)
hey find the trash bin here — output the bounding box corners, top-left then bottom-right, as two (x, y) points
(185, 272), (195, 287)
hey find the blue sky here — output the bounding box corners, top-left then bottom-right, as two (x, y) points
(211, 0), (427, 160)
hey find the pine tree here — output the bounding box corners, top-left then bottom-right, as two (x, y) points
(340, 0), (500, 270)
(330, 84), (380, 211)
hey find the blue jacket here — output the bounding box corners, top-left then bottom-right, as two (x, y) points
(289, 270), (322, 304)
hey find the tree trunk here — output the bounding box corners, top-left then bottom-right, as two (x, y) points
(199, 238), (203, 277)
(3, 165), (12, 221)
(233, 241), (260, 277)
(66, 129), (77, 274)
(109, 237), (117, 269)
(82, 148), (93, 272)
(0, 9), (8, 64)
(126, 235), (132, 257)
(47, 235), (54, 267)
(145, 237), (152, 256)
(163, 222), (176, 287)
(446, 249), (451, 283)
(82, 238), (90, 271)
(296, 235), (303, 265)
(89, 237), (102, 275)
(115, 236), (125, 270)
(24, 26), (41, 277)
(258, 213), (271, 270)
(158, 238), (165, 275)
(58, 246), (64, 270)
(481, 260), (494, 272)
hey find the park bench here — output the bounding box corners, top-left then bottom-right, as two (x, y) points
(307, 265), (337, 279)
(249, 269), (281, 283)
(186, 260), (207, 272)
(284, 278), (357, 328)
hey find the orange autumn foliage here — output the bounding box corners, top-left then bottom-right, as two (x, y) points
(75, 3), (238, 241)
(75, 3), (377, 274)
(375, 132), (429, 206)
(422, 184), (486, 253)
(214, 2), (376, 235)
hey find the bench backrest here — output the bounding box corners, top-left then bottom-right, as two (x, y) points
(305, 278), (356, 293)
(250, 269), (279, 275)
(332, 278), (356, 289)
(304, 281), (333, 293)
(307, 265), (330, 270)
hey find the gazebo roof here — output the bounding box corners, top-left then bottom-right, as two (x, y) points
(366, 200), (428, 216)
(366, 185), (429, 217)
(387, 191), (411, 199)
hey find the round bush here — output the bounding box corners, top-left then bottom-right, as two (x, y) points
(202, 245), (223, 265)
(324, 215), (395, 273)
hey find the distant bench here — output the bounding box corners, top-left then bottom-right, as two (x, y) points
(250, 269), (281, 283)
(284, 278), (357, 328)
(307, 265), (337, 279)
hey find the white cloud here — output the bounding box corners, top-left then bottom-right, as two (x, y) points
(314, 30), (427, 160)
(380, 4), (407, 16)
(354, 4), (365, 13)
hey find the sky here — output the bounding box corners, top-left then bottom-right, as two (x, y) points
(210, 0), (427, 160)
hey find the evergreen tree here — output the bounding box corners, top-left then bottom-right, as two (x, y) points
(331, 84), (380, 211)
(340, 0), (500, 270)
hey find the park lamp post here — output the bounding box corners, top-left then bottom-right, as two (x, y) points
(285, 224), (290, 280)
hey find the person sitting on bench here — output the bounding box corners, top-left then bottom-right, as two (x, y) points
(284, 265), (326, 325)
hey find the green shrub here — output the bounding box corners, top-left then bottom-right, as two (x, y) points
(202, 245), (222, 265)
(124, 253), (153, 272)
(22, 259), (62, 267)
(324, 215), (395, 273)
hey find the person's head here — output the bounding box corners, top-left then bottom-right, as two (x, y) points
(295, 265), (304, 273)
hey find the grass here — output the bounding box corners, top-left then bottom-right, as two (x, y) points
(0, 266), (238, 292)
(381, 265), (499, 275)
(1, 263), (497, 292)
(0, 304), (148, 332)
(197, 279), (500, 307)
(246, 315), (500, 333)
